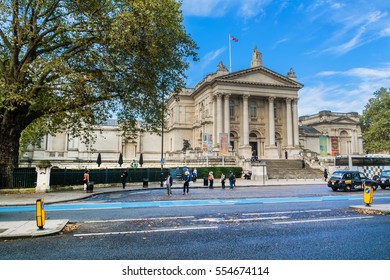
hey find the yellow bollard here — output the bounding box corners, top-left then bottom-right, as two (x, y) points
(36, 198), (45, 230)
(363, 184), (373, 206)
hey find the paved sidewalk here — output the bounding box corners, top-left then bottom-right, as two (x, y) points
(0, 178), (325, 206)
(0, 220), (69, 238)
(0, 178), (389, 239)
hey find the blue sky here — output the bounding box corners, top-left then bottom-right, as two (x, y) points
(180, 0), (390, 116)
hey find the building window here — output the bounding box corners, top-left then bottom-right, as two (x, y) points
(229, 99), (235, 118)
(250, 101), (257, 119)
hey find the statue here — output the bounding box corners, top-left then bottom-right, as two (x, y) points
(250, 47), (263, 67)
(182, 139), (191, 152)
(287, 67), (297, 79)
(217, 61), (228, 72)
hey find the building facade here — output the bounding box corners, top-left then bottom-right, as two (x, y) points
(165, 48), (303, 163)
(21, 48), (307, 168)
(299, 110), (364, 159)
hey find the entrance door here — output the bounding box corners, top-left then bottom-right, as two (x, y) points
(250, 141), (258, 161)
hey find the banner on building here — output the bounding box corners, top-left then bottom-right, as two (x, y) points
(219, 133), (229, 156)
(319, 136), (328, 157)
(331, 136), (339, 156)
(202, 133), (213, 154)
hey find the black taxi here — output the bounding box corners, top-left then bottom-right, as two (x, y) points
(327, 170), (378, 192)
(378, 170), (390, 189)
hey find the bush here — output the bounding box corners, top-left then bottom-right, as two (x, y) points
(193, 166), (242, 179)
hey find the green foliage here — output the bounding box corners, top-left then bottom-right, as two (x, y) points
(360, 88), (390, 153)
(0, 0), (197, 166)
(187, 166), (243, 179)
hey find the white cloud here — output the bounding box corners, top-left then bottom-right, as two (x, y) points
(186, 47), (226, 86)
(317, 65), (390, 80)
(303, 1), (390, 55)
(202, 47), (226, 69)
(323, 28), (365, 55)
(238, 0), (272, 19)
(320, 10), (388, 55)
(181, 0), (272, 19)
(379, 27), (390, 37)
(299, 65), (390, 115)
(181, 0), (229, 17)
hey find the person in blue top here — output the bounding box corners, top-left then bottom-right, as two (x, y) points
(192, 168), (197, 182)
(229, 171), (236, 189)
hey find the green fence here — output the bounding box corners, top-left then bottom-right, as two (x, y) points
(0, 166), (242, 189)
(50, 168), (170, 187)
(0, 168), (37, 189)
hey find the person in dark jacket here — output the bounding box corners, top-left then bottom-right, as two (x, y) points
(229, 171), (235, 189)
(165, 172), (173, 196)
(208, 171), (214, 189)
(121, 169), (128, 189)
(324, 169), (328, 181)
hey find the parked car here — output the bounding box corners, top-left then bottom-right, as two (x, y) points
(377, 170), (390, 189)
(327, 170), (378, 192)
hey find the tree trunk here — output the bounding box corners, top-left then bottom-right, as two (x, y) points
(0, 112), (25, 188)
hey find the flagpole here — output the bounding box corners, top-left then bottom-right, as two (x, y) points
(229, 34), (232, 73)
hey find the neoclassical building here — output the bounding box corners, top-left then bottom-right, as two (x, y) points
(165, 48), (302, 162)
(21, 48), (305, 168)
(299, 110), (364, 158)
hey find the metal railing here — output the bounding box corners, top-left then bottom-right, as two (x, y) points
(49, 168), (170, 187)
(0, 168), (37, 189)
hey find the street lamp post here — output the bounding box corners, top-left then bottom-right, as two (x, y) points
(160, 91), (165, 188)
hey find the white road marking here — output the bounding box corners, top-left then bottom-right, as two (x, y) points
(73, 225), (218, 237)
(273, 216), (374, 225)
(194, 216), (289, 223)
(243, 209), (332, 216)
(83, 216), (195, 223)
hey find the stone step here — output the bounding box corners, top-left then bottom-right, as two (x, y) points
(263, 159), (323, 179)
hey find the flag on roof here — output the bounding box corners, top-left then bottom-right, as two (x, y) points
(230, 35), (238, 42)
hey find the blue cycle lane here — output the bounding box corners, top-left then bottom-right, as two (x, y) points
(1, 193), (390, 213)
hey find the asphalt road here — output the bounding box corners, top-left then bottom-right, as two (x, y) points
(1, 185), (390, 260)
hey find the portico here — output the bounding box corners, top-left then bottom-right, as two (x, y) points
(210, 92), (301, 160)
(163, 48), (302, 164)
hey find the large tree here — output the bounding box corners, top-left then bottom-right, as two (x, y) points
(360, 88), (390, 153)
(0, 0), (197, 187)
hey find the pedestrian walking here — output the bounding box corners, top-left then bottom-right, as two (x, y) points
(220, 172), (226, 189)
(208, 171), (214, 189)
(192, 168), (197, 182)
(165, 172), (173, 196)
(229, 171), (235, 189)
(120, 169), (128, 189)
(183, 169), (190, 195)
(83, 170), (89, 192)
(324, 169), (328, 181)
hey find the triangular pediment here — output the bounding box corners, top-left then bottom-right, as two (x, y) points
(217, 66), (303, 89)
(331, 116), (360, 125)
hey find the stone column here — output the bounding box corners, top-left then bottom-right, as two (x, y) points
(212, 96), (217, 147)
(292, 98), (299, 146)
(238, 94), (252, 160)
(224, 94), (230, 139)
(242, 94), (249, 146)
(286, 98), (293, 147)
(216, 93), (223, 141)
(268, 97), (275, 146)
(265, 96), (279, 159)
